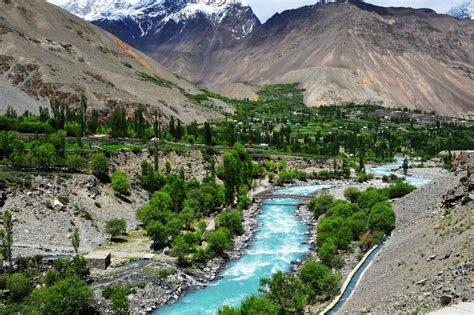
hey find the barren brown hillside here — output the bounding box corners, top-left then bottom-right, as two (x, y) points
(156, 1), (474, 117)
(0, 0), (226, 123)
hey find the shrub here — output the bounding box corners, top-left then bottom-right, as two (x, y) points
(344, 187), (360, 203)
(349, 211), (368, 240)
(110, 286), (129, 315)
(318, 239), (338, 267)
(384, 182), (415, 199)
(299, 259), (341, 300)
(327, 200), (356, 218)
(218, 305), (240, 315)
(357, 188), (388, 210)
(105, 218), (127, 240)
(89, 153), (109, 181)
(207, 227), (232, 255)
(6, 273), (32, 302)
(369, 202), (396, 234)
(44, 270), (60, 287)
(317, 216), (353, 250)
(260, 271), (307, 314)
(308, 194), (335, 219)
(216, 211), (244, 236)
(112, 171), (129, 195)
(357, 172), (374, 183)
(30, 277), (93, 314)
(102, 285), (129, 315)
(240, 295), (278, 315)
(65, 154), (87, 169)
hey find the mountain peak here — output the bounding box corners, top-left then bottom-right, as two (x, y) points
(58, 0), (250, 22)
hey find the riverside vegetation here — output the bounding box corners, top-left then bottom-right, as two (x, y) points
(217, 183), (415, 314)
(0, 84), (471, 313)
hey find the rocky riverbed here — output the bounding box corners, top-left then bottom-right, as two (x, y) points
(91, 190), (269, 314)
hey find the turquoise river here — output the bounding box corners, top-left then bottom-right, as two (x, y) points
(157, 158), (431, 314)
(157, 184), (332, 315)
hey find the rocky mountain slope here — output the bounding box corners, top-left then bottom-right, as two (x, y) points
(0, 0), (226, 123)
(67, 0), (474, 117)
(204, 1), (474, 117)
(60, 0), (261, 80)
(340, 153), (473, 313)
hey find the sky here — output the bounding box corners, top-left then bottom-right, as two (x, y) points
(48, 0), (466, 22)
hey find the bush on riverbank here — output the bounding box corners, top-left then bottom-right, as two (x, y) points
(383, 182), (415, 199)
(308, 194), (335, 219)
(309, 187), (396, 269)
(218, 260), (341, 315)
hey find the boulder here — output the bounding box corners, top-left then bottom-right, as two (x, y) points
(440, 295), (452, 305)
(53, 199), (64, 210)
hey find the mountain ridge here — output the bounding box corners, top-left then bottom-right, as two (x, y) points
(0, 0), (228, 123)
(57, 0), (474, 117)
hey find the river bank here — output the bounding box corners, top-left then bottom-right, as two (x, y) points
(94, 163), (447, 314)
(339, 166), (473, 313)
(91, 179), (276, 314)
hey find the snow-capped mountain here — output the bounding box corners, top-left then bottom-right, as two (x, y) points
(448, 1), (474, 20)
(61, 0), (138, 21)
(56, 0), (260, 80)
(59, 0), (256, 34)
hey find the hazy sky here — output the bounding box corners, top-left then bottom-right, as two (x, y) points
(48, 0), (466, 22)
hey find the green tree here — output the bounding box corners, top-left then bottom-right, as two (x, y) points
(71, 228), (80, 254)
(110, 108), (128, 138)
(134, 106), (146, 139)
(240, 295), (278, 315)
(344, 187), (360, 203)
(105, 218), (127, 241)
(79, 95), (88, 137)
(31, 143), (57, 169)
(299, 259), (341, 300)
(207, 227), (232, 255)
(260, 271), (307, 314)
(88, 109), (99, 135)
(357, 188), (388, 210)
(50, 98), (66, 130)
(318, 239), (338, 267)
(349, 211), (368, 240)
(317, 216), (353, 250)
(308, 194), (335, 219)
(145, 221), (169, 249)
(203, 122), (213, 146)
(384, 182), (415, 199)
(89, 153), (109, 181)
(137, 191), (173, 226)
(6, 273), (32, 302)
(368, 202), (396, 234)
(49, 130), (67, 158)
(29, 276), (93, 315)
(112, 171), (130, 195)
(223, 151), (241, 205)
(110, 286), (130, 315)
(0, 210), (13, 272)
(216, 211), (243, 236)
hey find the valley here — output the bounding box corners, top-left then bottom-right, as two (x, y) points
(61, 0), (474, 117)
(0, 0), (472, 314)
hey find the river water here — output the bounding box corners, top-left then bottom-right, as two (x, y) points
(157, 185), (332, 315)
(157, 159), (433, 315)
(368, 157), (431, 187)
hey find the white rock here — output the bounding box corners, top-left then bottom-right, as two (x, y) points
(53, 199), (64, 210)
